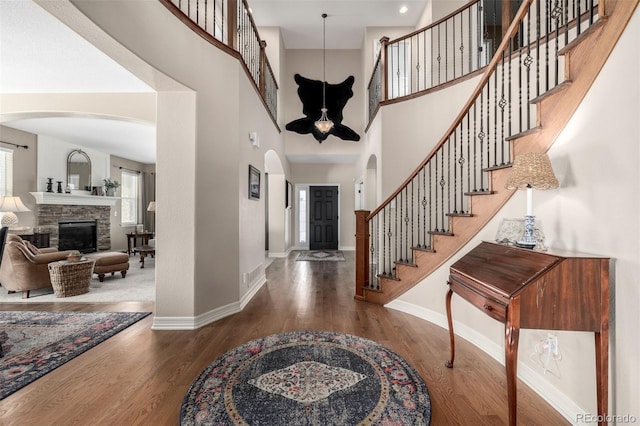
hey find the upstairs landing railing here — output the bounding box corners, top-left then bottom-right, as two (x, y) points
(161, 0), (278, 125)
(368, 0), (601, 124)
(357, 0), (602, 296)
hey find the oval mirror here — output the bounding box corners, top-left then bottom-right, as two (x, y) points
(67, 149), (92, 191)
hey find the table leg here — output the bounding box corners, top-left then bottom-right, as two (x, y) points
(445, 287), (456, 368)
(139, 252), (146, 268)
(505, 322), (520, 426)
(595, 331), (609, 426)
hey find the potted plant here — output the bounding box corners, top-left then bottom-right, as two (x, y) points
(103, 178), (120, 196)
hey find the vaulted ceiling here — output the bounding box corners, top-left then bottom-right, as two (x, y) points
(0, 0), (427, 164)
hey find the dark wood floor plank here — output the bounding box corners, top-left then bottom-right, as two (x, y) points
(0, 252), (569, 425)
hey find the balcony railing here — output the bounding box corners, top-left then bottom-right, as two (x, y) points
(162, 0), (279, 125)
(368, 0), (600, 125)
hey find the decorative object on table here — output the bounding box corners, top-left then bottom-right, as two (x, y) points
(0, 196), (30, 228)
(66, 250), (83, 262)
(284, 14), (360, 143)
(46, 177), (54, 193)
(0, 311), (151, 400)
(103, 178), (120, 196)
(64, 184), (71, 194)
(180, 330), (431, 425)
(56, 181), (63, 193)
(147, 201), (156, 212)
(296, 250), (345, 262)
(92, 186), (104, 196)
(248, 165), (261, 200)
(505, 152), (558, 249)
(495, 218), (547, 251)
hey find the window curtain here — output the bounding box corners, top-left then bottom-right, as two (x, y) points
(142, 171), (156, 233)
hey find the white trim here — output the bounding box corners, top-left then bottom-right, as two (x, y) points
(268, 247), (292, 258)
(30, 191), (118, 206)
(385, 299), (586, 424)
(339, 246), (355, 251)
(152, 275), (267, 330)
(240, 274), (267, 309)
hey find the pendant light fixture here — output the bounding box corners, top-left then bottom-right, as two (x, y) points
(314, 13), (334, 134)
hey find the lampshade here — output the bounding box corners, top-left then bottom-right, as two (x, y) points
(0, 196), (31, 227)
(505, 152), (559, 190)
(147, 201), (156, 212)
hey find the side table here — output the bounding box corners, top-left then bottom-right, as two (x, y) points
(48, 259), (96, 297)
(126, 232), (154, 255)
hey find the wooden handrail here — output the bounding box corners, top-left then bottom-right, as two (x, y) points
(367, 0), (534, 221)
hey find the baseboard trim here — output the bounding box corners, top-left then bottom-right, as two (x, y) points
(240, 274), (266, 309)
(385, 299), (584, 424)
(152, 275), (267, 330)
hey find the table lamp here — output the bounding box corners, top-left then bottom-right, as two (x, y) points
(0, 196), (31, 228)
(505, 152), (558, 249)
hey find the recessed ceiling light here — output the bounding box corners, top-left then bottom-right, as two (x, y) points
(399, 5), (408, 14)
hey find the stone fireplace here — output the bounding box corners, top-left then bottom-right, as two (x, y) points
(30, 192), (115, 250)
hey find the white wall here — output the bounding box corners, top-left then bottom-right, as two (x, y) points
(69, 0), (284, 323)
(392, 7), (640, 422)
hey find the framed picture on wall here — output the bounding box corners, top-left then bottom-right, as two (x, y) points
(286, 180), (292, 208)
(249, 165), (261, 200)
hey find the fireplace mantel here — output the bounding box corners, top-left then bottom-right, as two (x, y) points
(30, 192), (118, 207)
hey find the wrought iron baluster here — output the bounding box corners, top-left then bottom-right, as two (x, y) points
(440, 148), (446, 232)
(459, 125), (465, 212)
(473, 102), (478, 191)
(410, 180), (414, 258)
(434, 152), (439, 231)
(545, 0), (551, 93)
(399, 191), (403, 262)
(422, 166), (427, 247)
(453, 132), (458, 214)
(428, 161), (433, 235)
(525, 3), (533, 131)
(437, 25), (442, 85)
(479, 90), (485, 190)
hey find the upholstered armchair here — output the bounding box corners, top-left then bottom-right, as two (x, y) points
(0, 234), (74, 298)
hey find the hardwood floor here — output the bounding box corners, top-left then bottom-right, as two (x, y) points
(0, 252), (569, 425)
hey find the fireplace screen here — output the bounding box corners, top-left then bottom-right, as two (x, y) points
(58, 220), (97, 253)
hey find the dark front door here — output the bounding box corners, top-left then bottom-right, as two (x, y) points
(309, 186), (339, 250)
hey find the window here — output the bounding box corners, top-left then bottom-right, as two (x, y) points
(297, 187), (307, 245)
(120, 171), (139, 226)
(0, 148), (13, 224)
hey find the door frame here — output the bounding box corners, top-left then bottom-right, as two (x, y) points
(294, 183), (341, 250)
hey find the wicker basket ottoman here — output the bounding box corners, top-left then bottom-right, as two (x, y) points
(48, 259), (96, 297)
(85, 251), (130, 282)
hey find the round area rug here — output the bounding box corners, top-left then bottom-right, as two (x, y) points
(180, 330), (431, 425)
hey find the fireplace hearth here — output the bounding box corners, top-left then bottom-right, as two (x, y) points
(59, 219), (98, 253)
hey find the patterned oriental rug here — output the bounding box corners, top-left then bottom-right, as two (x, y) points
(0, 311), (150, 400)
(296, 250), (345, 261)
(181, 330), (431, 425)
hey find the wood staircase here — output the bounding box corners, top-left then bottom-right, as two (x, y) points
(356, 0), (639, 305)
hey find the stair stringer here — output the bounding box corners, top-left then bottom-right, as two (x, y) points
(362, 0), (639, 305)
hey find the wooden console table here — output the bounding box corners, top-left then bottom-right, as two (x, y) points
(445, 241), (609, 426)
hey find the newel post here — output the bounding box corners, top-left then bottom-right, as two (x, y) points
(227, 0), (238, 51)
(379, 37), (390, 102)
(355, 210), (370, 300)
(259, 40), (267, 97)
